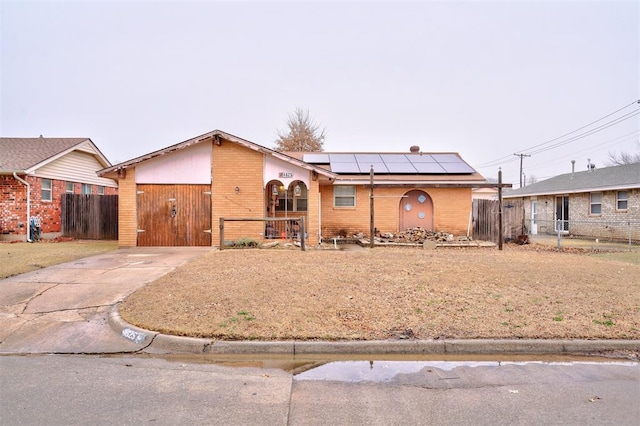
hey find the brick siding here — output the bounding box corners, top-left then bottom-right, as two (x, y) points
(1, 175), (117, 239)
(320, 185), (472, 238)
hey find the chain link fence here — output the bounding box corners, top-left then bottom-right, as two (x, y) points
(532, 219), (640, 250)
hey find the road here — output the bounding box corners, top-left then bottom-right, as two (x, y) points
(1, 354), (638, 425)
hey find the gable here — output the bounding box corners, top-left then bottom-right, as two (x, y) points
(135, 141), (212, 184)
(33, 150), (117, 188)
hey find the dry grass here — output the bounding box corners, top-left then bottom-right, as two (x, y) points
(120, 244), (640, 341)
(0, 240), (118, 279)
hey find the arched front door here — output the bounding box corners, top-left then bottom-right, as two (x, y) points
(399, 190), (433, 231)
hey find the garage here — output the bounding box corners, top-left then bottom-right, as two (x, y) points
(136, 184), (211, 246)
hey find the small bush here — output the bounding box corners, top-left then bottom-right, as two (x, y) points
(236, 238), (259, 248)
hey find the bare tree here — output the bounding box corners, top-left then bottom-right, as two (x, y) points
(528, 175), (538, 185)
(606, 141), (640, 166)
(274, 108), (326, 152)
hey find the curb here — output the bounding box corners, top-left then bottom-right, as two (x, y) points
(108, 307), (640, 356)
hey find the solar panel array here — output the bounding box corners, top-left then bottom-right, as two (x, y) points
(302, 153), (476, 174)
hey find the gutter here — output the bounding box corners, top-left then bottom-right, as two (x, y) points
(12, 172), (31, 242)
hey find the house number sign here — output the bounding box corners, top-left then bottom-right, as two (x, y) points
(279, 172), (293, 178)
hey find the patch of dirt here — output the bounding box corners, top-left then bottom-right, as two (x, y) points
(119, 244), (640, 341)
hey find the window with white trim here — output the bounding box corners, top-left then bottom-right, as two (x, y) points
(66, 182), (74, 193)
(334, 186), (356, 207)
(41, 179), (52, 201)
(97, 186), (105, 195)
(617, 191), (628, 211)
(82, 184), (92, 195)
(590, 192), (601, 215)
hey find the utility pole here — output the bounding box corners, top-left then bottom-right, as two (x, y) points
(514, 153), (531, 188)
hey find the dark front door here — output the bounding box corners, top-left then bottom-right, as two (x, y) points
(137, 184), (211, 246)
(555, 196), (569, 232)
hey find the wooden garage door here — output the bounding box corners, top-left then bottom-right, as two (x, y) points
(137, 184), (211, 246)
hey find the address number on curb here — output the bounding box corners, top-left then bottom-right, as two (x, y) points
(122, 328), (147, 344)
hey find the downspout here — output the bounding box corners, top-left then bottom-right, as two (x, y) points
(13, 172), (31, 242)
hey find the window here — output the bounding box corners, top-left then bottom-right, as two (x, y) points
(97, 186), (105, 195)
(65, 182), (74, 193)
(334, 185), (356, 207)
(41, 179), (52, 201)
(590, 192), (601, 215)
(617, 191), (628, 211)
(82, 184), (92, 195)
(274, 182), (308, 212)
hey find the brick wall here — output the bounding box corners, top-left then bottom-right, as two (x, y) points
(117, 168), (137, 247)
(517, 189), (639, 241)
(1, 175), (118, 240)
(319, 185), (473, 238)
(212, 141), (265, 244)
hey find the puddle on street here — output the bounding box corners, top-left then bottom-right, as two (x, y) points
(108, 352), (638, 382)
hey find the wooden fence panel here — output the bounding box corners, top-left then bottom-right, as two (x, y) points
(473, 199), (524, 243)
(61, 194), (118, 240)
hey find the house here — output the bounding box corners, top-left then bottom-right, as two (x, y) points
(98, 130), (490, 247)
(0, 137), (118, 241)
(472, 187), (498, 200)
(503, 162), (640, 242)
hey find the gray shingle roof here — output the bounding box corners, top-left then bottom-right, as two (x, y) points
(0, 137), (89, 171)
(504, 163), (640, 198)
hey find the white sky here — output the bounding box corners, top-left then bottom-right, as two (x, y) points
(1, 0), (638, 187)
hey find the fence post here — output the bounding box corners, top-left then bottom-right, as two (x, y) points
(219, 217), (225, 251)
(557, 222), (562, 250)
(300, 216), (306, 251)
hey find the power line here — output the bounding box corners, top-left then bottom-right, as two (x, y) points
(475, 100), (640, 168)
(527, 109), (640, 155)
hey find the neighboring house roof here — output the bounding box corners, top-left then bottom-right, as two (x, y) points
(504, 163), (640, 198)
(0, 137), (112, 173)
(99, 129), (337, 179)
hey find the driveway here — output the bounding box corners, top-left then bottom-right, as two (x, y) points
(0, 247), (212, 354)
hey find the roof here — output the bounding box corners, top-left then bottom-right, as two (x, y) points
(0, 137), (111, 173)
(99, 129), (337, 179)
(100, 129), (493, 187)
(287, 151), (488, 186)
(504, 163), (640, 198)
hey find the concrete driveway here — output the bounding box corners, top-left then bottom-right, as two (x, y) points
(0, 247), (212, 354)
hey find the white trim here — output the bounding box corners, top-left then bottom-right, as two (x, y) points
(504, 184), (639, 198)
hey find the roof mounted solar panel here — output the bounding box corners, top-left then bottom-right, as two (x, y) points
(330, 154), (357, 163)
(431, 154), (462, 163)
(440, 163), (476, 173)
(364, 162), (390, 173)
(330, 162), (361, 173)
(406, 154), (437, 163)
(380, 154), (410, 163)
(386, 162), (418, 173)
(354, 154), (383, 164)
(413, 162), (447, 173)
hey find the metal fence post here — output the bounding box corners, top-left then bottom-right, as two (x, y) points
(219, 217), (224, 250)
(300, 216), (306, 251)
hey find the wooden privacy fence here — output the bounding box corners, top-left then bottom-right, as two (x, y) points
(61, 194), (118, 240)
(473, 199), (524, 243)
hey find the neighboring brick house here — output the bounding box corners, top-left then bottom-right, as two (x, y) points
(99, 130), (490, 247)
(0, 137), (118, 241)
(504, 162), (640, 242)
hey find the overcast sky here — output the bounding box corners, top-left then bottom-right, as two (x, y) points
(2, 0), (638, 187)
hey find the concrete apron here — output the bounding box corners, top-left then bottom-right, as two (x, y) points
(0, 247), (212, 354)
